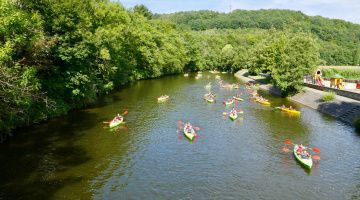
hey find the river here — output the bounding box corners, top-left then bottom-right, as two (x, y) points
(0, 73), (359, 199)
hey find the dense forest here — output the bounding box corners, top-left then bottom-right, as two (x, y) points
(157, 9), (360, 66)
(0, 0), (358, 135)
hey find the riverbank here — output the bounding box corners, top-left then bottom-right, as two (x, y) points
(235, 70), (360, 127)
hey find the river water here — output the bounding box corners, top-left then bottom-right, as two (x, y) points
(0, 73), (359, 200)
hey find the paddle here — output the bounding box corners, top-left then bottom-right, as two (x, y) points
(283, 139), (293, 145)
(312, 155), (321, 160)
(309, 147), (321, 153)
(235, 108), (243, 113)
(281, 147), (290, 153)
(103, 110), (128, 123)
(283, 139), (321, 153)
(194, 127), (200, 131)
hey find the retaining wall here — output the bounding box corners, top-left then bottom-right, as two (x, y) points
(304, 83), (360, 101)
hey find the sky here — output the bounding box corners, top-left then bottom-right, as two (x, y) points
(119, 0), (360, 24)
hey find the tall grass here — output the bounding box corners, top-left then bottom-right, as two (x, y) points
(322, 91), (336, 102)
(322, 68), (360, 80)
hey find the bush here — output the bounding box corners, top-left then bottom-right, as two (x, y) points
(354, 118), (360, 133)
(322, 91), (336, 101)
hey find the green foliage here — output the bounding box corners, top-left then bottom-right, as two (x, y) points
(354, 117), (360, 133)
(132, 4), (153, 19)
(322, 68), (360, 80)
(322, 91), (336, 102)
(0, 0), (196, 134)
(248, 31), (320, 95)
(158, 9), (360, 66)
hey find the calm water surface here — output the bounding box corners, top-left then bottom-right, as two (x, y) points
(0, 73), (359, 200)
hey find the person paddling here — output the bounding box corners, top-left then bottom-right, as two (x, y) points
(116, 114), (123, 121)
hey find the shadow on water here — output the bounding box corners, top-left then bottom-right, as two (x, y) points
(0, 110), (99, 200)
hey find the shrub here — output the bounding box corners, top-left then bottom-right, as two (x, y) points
(322, 91), (336, 101)
(354, 118), (360, 133)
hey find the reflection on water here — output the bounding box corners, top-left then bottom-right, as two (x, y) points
(0, 73), (359, 200)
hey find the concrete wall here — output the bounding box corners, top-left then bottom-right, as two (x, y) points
(304, 83), (360, 101)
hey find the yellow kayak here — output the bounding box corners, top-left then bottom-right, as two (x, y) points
(256, 99), (270, 105)
(275, 107), (301, 115)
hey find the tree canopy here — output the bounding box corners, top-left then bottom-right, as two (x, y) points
(157, 9), (360, 66)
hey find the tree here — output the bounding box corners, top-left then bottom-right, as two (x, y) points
(271, 33), (320, 95)
(132, 4), (153, 19)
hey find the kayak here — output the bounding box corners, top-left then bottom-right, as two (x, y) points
(204, 93), (216, 98)
(205, 97), (215, 103)
(224, 99), (234, 105)
(229, 112), (238, 120)
(109, 117), (123, 128)
(204, 83), (212, 90)
(275, 107), (301, 115)
(233, 96), (244, 101)
(293, 144), (313, 169)
(256, 99), (270, 105)
(183, 126), (196, 141)
(157, 95), (169, 102)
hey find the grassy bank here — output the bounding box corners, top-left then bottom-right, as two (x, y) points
(322, 68), (360, 80)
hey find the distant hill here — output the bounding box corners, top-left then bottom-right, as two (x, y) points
(156, 9), (360, 65)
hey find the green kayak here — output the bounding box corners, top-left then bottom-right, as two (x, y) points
(183, 126), (196, 141)
(109, 117), (123, 128)
(293, 144), (313, 169)
(205, 96), (215, 103)
(224, 99), (234, 106)
(233, 96), (244, 101)
(229, 112), (238, 120)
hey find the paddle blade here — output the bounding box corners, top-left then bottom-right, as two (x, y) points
(283, 139), (293, 145)
(223, 112), (228, 116)
(178, 125), (183, 130)
(312, 155), (321, 160)
(177, 120), (183, 125)
(281, 147), (290, 153)
(194, 127), (200, 131)
(123, 111), (129, 115)
(103, 121), (110, 124)
(312, 147), (321, 153)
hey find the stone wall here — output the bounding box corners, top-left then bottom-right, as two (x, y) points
(304, 83), (360, 101)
